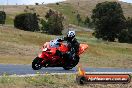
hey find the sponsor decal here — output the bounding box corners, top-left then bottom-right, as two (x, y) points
(76, 67), (131, 85)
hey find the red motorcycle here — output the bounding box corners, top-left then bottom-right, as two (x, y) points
(32, 38), (88, 70)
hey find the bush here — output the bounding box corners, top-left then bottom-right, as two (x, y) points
(41, 19), (48, 32)
(0, 11), (6, 25)
(56, 3), (60, 5)
(91, 1), (126, 41)
(14, 13), (39, 31)
(84, 16), (94, 28)
(41, 9), (64, 35)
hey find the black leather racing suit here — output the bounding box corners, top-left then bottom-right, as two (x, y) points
(63, 37), (80, 55)
(57, 37), (80, 65)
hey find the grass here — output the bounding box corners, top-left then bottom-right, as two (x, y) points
(76, 31), (132, 68)
(47, 3), (79, 25)
(5, 15), (14, 25)
(65, 0), (132, 17)
(2, 5), (49, 25)
(47, 0), (132, 28)
(0, 26), (132, 68)
(0, 74), (131, 88)
(0, 74), (76, 88)
(0, 2), (132, 88)
(0, 26), (55, 64)
(2, 0), (132, 26)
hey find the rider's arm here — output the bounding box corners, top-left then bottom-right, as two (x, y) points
(57, 37), (67, 42)
(72, 38), (80, 53)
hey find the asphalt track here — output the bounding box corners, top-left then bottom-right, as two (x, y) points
(0, 64), (132, 76)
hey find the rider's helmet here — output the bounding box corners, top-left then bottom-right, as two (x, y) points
(67, 31), (75, 40)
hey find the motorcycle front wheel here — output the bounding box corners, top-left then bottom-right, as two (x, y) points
(32, 57), (43, 70)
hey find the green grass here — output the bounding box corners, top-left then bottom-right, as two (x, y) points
(76, 32), (132, 68)
(5, 16), (14, 25)
(3, 0), (132, 27)
(48, 0), (132, 28)
(0, 74), (131, 88)
(0, 26), (56, 64)
(0, 27), (132, 68)
(65, 0), (132, 17)
(48, 3), (80, 25)
(0, 26), (55, 45)
(0, 74), (76, 88)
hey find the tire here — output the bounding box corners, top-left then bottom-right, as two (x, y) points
(63, 55), (80, 70)
(32, 57), (43, 70)
(76, 76), (86, 85)
(72, 55), (80, 67)
(63, 66), (73, 70)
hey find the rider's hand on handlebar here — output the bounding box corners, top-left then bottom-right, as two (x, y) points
(57, 37), (64, 42)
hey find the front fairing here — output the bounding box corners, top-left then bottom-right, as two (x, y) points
(38, 52), (45, 59)
(58, 43), (69, 53)
(42, 39), (69, 54)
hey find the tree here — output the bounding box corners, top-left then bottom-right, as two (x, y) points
(126, 17), (132, 30)
(77, 13), (81, 26)
(41, 10), (64, 35)
(0, 11), (6, 25)
(118, 29), (129, 43)
(41, 19), (48, 32)
(118, 17), (132, 43)
(91, 1), (126, 41)
(126, 17), (132, 43)
(56, 2), (60, 5)
(35, 3), (39, 5)
(14, 13), (39, 31)
(45, 9), (55, 19)
(84, 16), (90, 27)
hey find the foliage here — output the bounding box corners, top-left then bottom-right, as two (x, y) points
(126, 17), (132, 30)
(0, 11), (6, 25)
(118, 29), (129, 43)
(14, 13), (39, 31)
(84, 16), (94, 28)
(84, 16), (90, 25)
(24, 6), (36, 13)
(35, 3), (39, 5)
(40, 19), (48, 32)
(41, 9), (64, 35)
(91, 1), (126, 41)
(56, 3), (60, 5)
(76, 13), (81, 26)
(118, 17), (132, 43)
(48, 4), (79, 26)
(45, 9), (55, 19)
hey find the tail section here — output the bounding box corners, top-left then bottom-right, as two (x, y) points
(78, 44), (88, 55)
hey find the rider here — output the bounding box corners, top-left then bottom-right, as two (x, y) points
(56, 31), (80, 64)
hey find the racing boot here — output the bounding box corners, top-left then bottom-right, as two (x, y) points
(56, 50), (63, 58)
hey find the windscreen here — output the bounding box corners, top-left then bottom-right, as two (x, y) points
(49, 39), (60, 48)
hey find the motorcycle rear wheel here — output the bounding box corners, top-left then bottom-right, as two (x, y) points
(32, 57), (43, 70)
(63, 55), (80, 70)
(63, 66), (73, 70)
(72, 55), (80, 67)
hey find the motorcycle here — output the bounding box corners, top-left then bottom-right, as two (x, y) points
(32, 38), (88, 70)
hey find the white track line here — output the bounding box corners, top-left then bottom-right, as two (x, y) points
(85, 72), (132, 74)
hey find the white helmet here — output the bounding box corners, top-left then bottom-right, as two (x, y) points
(67, 31), (75, 38)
